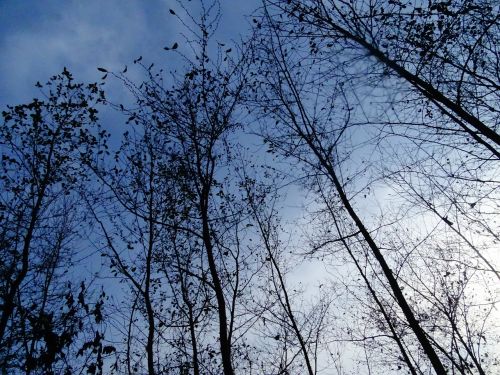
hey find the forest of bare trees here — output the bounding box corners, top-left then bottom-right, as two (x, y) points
(1, 1), (499, 374)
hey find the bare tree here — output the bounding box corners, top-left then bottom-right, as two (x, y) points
(249, 6), (498, 374)
(0, 70), (109, 374)
(263, 0), (500, 156)
(89, 2), (261, 374)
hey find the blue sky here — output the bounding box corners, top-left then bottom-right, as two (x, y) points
(0, 0), (360, 294)
(0, 0), (259, 107)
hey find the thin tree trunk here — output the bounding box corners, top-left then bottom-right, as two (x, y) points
(247, 193), (315, 375)
(265, 27), (448, 372)
(321, 188), (420, 375)
(0, 192), (44, 345)
(144, 157), (157, 375)
(313, 149), (447, 375)
(200, 187), (234, 375)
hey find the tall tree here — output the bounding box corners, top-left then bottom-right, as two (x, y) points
(91, 2), (258, 373)
(0, 70), (108, 374)
(264, 0), (500, 156)
(250, 4), (499, 372)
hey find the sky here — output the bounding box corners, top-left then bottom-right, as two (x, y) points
(0, 0), (329, 300)
(0, 0), (259, 107)
(0, 0), (327, 285)
(3, 2), (498, 372)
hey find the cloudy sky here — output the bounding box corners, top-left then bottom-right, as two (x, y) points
(0, 0), (259, 107)
(0, 0), (344, 293)
(0, 0), (325, 270)
(0, 0), (326, 282)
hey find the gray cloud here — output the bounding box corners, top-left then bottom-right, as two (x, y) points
(0, 0), (181, 105)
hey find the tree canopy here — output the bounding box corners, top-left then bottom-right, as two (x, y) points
(1, 1), (499, 374)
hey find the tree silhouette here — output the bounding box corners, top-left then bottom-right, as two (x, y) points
(1, 1), (499, 374)
(0, 70), (109, 374)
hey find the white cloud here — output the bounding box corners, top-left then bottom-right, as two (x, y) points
(0, 0), (173, 104)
